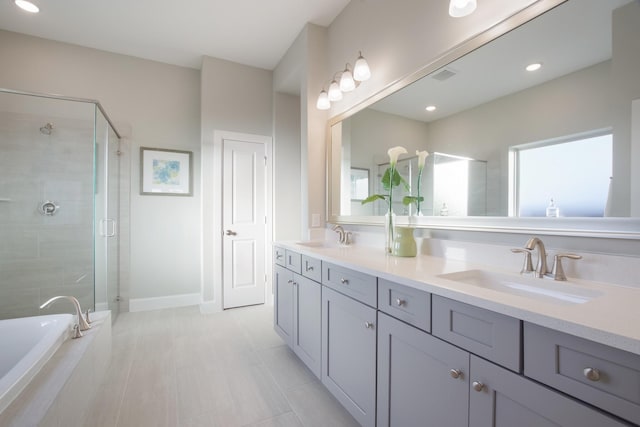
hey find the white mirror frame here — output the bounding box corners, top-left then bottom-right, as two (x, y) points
(327, 0), (640, 240)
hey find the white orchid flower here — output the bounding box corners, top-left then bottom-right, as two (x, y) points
(387, 146), (408, 167)
(416, 150), (429, 169)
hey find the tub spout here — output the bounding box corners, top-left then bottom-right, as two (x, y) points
(40, 296), (92, 334)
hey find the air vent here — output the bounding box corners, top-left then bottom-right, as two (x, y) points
(431, 68), (457, 81)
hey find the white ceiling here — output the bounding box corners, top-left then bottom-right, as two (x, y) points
(0, 0), (350, 70)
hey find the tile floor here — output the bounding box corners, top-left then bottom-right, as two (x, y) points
(85, 304), (360, 427)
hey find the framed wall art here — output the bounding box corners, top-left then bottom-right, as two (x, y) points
(140, 147), (193, 196)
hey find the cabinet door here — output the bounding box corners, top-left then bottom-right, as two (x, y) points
(469, 355), (628, 427)
(273, 264), (294, 346)
(377, 313), (469, 427)
(293, 273), (321, 378)
(322, 286), (377, 427)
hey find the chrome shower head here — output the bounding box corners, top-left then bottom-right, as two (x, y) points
(39, 122), (53, 135)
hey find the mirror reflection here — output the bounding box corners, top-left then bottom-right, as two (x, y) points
(331, 0), (640, 220)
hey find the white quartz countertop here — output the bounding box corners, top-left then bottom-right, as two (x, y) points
(276, 241), (640, 356)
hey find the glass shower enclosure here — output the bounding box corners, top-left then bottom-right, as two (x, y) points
(0, 89), (123, 321)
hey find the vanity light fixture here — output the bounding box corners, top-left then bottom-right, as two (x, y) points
(316, 90), (331, 110)
(449, 0), (477, 17)
(316, 51), (371, 110)
(15, 0), (39, 13)
(353, 52), (372, 82)
(526, 62), (542, 72)
(328, 79), (343, 102)
(425, 105), (437, 112)
(340, 65), (356, 92)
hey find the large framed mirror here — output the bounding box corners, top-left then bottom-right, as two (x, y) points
(328, 0), (640, 238)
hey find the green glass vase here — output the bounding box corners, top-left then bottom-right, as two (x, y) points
(392, 226), (417, 257)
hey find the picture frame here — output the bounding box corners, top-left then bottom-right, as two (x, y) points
(350, 167), (370, 201)
(140, 147), (193, 196)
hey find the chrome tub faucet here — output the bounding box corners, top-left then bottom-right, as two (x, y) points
(40, 295), (92, 338)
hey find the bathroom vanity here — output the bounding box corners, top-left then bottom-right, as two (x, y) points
(273, 243), (640, 427)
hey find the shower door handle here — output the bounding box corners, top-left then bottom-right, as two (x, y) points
(100, 219), (117, 237)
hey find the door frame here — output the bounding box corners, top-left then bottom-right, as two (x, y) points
(201, 130), (273, 313)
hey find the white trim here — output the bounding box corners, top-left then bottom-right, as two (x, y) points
(199, 301), (221, 314)
(129, 293), (200, 312)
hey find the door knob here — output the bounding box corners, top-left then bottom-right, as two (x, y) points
(225, 230), (237, 236)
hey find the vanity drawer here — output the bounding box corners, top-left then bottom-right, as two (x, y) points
(524, 322), (640, 426)
(377, 279), (431, 332)
(285, 250), (302, 274)
(301, 255), (321, 283)
(432, 295), (521, 372)
(322, 262), (377, 307)
(274, 246), (286, 267)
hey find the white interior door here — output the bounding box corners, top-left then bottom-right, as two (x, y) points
(222, 138), (267, 309)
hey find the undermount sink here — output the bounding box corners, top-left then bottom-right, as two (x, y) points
(295, 240), (336, 248)
(438, 269), (603, 304)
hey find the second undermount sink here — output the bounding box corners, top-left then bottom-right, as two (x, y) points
(438, 269), (603, 304)
(295, 240), (337, 248)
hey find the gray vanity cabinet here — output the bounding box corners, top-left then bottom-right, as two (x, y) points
(469, 355), (628, 427)
(273, 249), (322, 378)
(273, 263), (294, 346)
(292, 274), (321, 378)
(377, 312), (469, 427)
(322, 286), (377, 427)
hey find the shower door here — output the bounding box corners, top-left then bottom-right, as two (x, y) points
(106, 125), (120, 319)
(94, 108), (120, 320)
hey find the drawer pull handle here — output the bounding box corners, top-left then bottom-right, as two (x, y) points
(396, 298), (406, 307)
(583, 367), (601, 382)
(472, 381), (484, 392)
(287, 280), (293, 284)
(340, 278), (349, 285)
(306, 265), (314, 271)
(364, 321), (374, 329)
(276, 254), (283, 259)
(449, 369), (462, 379)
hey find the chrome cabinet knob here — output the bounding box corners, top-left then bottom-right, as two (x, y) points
(287, 280), (293, 284)
(583, 367), (601, 382)
(340, 278), (349, 285)
(449, 369), (462, 379)
(472, 381), (484, 392)
(395, 298), (406, 307)
(306, 263), (314, 271)
(364, 321), (374, 329)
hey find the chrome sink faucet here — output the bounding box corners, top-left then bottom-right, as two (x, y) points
(332, 225), (352, 245)
(40, 295), (92, 338)
(525, 237), (548, 278)
(513, 237), (582, 281)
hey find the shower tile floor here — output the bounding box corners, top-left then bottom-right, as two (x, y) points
(85, 304), (359, 427)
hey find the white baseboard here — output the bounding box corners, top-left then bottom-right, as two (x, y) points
(199, 300), (222, 314)
(129, 293), (201, 312)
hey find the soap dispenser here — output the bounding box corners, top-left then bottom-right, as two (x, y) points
(546, 198), (559, 217)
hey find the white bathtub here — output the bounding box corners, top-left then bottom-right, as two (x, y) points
(0, 314), (73, 414)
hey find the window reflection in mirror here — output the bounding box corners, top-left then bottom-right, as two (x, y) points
(510, 132), (613, 217)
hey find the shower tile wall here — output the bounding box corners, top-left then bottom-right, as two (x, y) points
(0, 111), (95, 319)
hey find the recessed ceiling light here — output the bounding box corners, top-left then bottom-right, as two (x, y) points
(14, 0), (39, 13)
(526, 63), (542, 72)
(425, 105), (437, 112)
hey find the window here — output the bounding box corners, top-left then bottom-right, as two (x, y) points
(510, 132), (612, 217)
